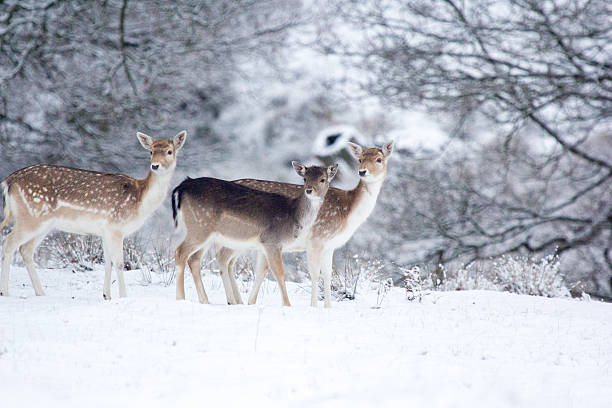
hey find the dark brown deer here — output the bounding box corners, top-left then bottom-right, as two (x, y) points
(0, 131), (187, 299)
(172, 162), (338, 306)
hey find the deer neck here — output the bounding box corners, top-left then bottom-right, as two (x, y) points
(336, 175), (385, 238)
(293, 193), (323, 239)
(138, 169), (174, 219)
(354, 176), (384, 202)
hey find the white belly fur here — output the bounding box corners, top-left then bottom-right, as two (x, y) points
(211, 233), (264, 252)
(50, 217), (109, 236)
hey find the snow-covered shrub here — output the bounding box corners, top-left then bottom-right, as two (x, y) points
(141, 237), (177, 287)
(436, 261), (500, 292)
(492, 254), (570, 298)
(124, 234), (148, 271)
(329, 251), (387, 301)
(433, 253), (570, 298)
(38, 233), (104, 270)
(402, 266), (425, 302)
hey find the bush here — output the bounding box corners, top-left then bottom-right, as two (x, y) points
(329, 251), (388, 301)
(402, 266), (425, 302)
(492, 254), (570, 298)
(419, 253), (570, 298)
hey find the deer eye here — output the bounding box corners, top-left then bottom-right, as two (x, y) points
(167, 150), (173, 155)
(376, 158), (382, 163)
(320, 178), (325, 183)
(303, 178), (306, 182)
(358, 159), (362, 163)
(150, 151), (153, 156)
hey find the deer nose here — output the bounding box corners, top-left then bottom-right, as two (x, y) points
(359, 170), (367, 177)
(151, 164), (160, 171)
(305, 189), (313, 195)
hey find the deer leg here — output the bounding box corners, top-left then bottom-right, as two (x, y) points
(1, 224), (41, 297)
(175, 237), (209, 302)
(102, 237), (113, 300)
(187, 248), (209, 304)
(19, 234), (47, 296)
(215, 245), (238, 304)
(306, 247), (323, 308)
(321, 249), (334, 308)
(263, 246), (291, 307)
(227, 257), (243, 305)
(247, 252), (269, 305)
(175, 242), (189, 301)
(110, 232), (127, 298)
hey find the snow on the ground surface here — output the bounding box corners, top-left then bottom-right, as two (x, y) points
(1, 265), (611, 408)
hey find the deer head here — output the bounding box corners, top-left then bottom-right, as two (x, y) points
(347, 141), (394, 182)
(292, 161), (339, 201)
(137, 130), (186, 174)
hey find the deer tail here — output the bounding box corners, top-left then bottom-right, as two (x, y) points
(171, 183), (183, 229)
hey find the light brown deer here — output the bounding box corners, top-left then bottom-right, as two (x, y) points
(0, 131), (187, 299)
(215, 141), (393, 307)
(172, 162), (338, 306)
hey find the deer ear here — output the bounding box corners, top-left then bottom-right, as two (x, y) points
(137, 132), (154, 151)
(347, 142), (363, 159)
(173, 130), (187, 152)
(292, 161), (306, 177)
(327, 163), (339, 181)
(382, 140), (394, 157)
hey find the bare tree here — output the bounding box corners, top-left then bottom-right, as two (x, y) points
(318, 0), (612, 296)
(0, 0), (301, 174)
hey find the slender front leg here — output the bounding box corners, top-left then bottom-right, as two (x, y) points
(102, 238), (113, 300)
(263, 246), (291, 306)
(321, 249), (334, 308)
(187, 249), (210, 304)
(306, 247), (322, 307)
(110, 232), (127, 298)
(19, 235), (47, 296)
(247, 252), (268, 305)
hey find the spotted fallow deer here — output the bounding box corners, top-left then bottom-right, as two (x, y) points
(215, 141), (393, 307)
(172, 162), (338, 306)
(0, 131), (187, 299)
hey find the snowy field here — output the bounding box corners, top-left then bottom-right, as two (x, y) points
(1, 265), (611, 408)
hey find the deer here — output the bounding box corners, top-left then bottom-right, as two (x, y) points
(214, 141), (394, 307)
(172, 162), (338, 306)
(0, 131), (187, 299)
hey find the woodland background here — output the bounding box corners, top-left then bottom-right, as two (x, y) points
(1, 0), (610, 299)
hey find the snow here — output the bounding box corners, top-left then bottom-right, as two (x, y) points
(1, 265), (611, 407)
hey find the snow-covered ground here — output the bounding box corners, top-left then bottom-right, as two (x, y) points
(1, 265), (611, 407)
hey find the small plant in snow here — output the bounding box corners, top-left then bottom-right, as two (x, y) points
(402, 266), (424, 302)
(373, 277), (394, 308)
(330, 251), (386, 301)
(430, 264), (446, 289)
(123, 234), (147, 271)
(141, 237), (176, 287)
